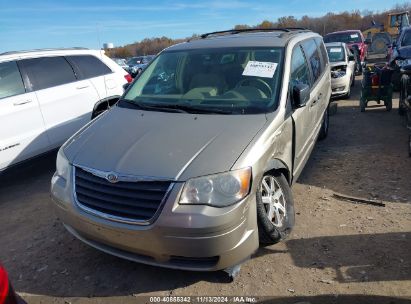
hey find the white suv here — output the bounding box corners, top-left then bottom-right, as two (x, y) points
(0, 48), (131, 171)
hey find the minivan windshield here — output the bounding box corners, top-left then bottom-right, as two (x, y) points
(122, 47), (284, 114)
(326, 46), (345, 62)
(324, 32), (362, 44)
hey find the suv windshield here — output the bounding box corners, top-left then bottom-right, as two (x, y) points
(401, 31), (411, 47)
(324, 32), (362, 44)
(122, 47), (284, 114)
(326, 46), (345, 62)
(127, 57), (144, 65)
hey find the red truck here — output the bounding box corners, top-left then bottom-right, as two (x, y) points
(324, 30), (368, 73)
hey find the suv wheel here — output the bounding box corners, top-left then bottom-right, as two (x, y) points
(256, 172), (294, 245)
(399, 75), (409, 116)
(318, 105), (329, 140)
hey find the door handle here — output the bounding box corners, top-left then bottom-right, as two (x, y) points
(311, 93), (322, 106)
(76, 85), (90, 90)
(13, 100), (33, 106)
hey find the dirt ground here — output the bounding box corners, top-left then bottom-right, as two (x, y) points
(1, 79), (411, 304)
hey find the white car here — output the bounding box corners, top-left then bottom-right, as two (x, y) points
(0, 48), (132, 171)
(325, 42), (355, 99)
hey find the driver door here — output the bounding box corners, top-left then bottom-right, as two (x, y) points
(290, 44), (317, 179)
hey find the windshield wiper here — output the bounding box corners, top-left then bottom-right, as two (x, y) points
(154, 103), (232, 114)
(119, 99), (232, 114)
(118, 99), (188, 113)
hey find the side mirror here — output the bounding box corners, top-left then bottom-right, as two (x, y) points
(293, 83), (310, 108)
(349, 55), (355, 61)
(365, 38), (372, 45)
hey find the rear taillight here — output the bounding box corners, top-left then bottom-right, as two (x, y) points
(0, 264), (10, 304)
(124, 74), (133, 83)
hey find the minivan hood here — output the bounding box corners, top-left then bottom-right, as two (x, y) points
(330, 61), (347, 68)
(64, 106), (267, 181)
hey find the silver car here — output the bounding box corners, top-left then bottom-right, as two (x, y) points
(51, 28), (331, 277)
(325, 42), (356, 99)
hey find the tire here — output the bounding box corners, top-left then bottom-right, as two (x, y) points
(256, 172), (295, 245)
(370, 33), (391, 54)
(408, 134), (411, 157)
(385, 99), (392, 111)
(360, 98), (366, 112)
(318, 105), (329, 140)
(399, 75), (409, 116)
(351, 74), (355, 87)
(408, 134), (411, 158)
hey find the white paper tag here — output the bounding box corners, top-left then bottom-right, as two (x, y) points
(350, 34), (359, 38)
(242, 61), (277, 78)
(330, 48), (342, 53)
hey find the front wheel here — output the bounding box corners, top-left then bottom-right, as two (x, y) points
(257, 172), (295, 245)
(399, 75), (409, 115)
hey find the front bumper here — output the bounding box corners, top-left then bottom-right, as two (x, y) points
(331, 75), (350, 97)
(50, 167), (259, 271)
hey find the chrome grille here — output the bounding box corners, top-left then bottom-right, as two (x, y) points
(74, 167), (172, 223)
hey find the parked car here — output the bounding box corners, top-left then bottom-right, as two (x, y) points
(126, 55), (155, 77)
(0, 48), (132, 171)
(0, 263), (26, 304)
(389, 27), (411, 94)
(325, 42), (356, 98)
(324, 30), (368, 74)
(51, 28), (331, 278)
(112, 58), (129, 71)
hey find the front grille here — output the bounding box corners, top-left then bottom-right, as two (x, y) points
(74, 167), (172, 222)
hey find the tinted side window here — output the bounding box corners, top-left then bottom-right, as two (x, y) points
(0, 61), (26, 99)
(67, 55), (112, 79)
(290, 45), (311, 88)
(21, 57), (76, 91)
(302, 39), (322, 83)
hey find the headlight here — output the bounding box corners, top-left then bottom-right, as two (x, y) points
(396, 59), (411, 67)
(56, 148), (70, 181)
(179, 167), (251, 207)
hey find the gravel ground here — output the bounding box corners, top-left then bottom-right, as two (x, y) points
(0, 78), (410, 304)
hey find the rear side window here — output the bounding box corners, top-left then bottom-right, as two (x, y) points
(21, 57), (76, 91)
(290, 45), (311, 88)
(0, 61), (25, 99)
(67, 55), (112, 79)
(302, 39), (322, 83)
(314, 37), (329, 69)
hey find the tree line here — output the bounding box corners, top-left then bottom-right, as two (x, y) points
(106, 2), (411, 59)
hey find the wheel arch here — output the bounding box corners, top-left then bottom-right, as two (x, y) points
(264, 159), (292, 185)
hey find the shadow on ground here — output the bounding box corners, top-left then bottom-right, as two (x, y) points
(258, 295), (411, 304)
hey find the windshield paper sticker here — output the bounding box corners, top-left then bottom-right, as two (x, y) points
(242, 61), (277, 78)
(330, 48), (342, 53)
(350, 34), (359, 38)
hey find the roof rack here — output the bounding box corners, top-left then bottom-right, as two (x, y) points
(200, 28), (310, 39)
(0, 47), (89, 56)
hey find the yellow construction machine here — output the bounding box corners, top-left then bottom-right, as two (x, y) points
(363, 11), (409, 58)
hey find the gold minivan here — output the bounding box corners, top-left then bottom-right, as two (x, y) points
(51, 28), (331, 279)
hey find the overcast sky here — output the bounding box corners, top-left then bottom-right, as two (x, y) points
(0, 0), (401, 52)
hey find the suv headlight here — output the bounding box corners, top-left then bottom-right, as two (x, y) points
(179, 167), (251, 207)
(396, 59), (411, 67)
(56, 148), (70, 181)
